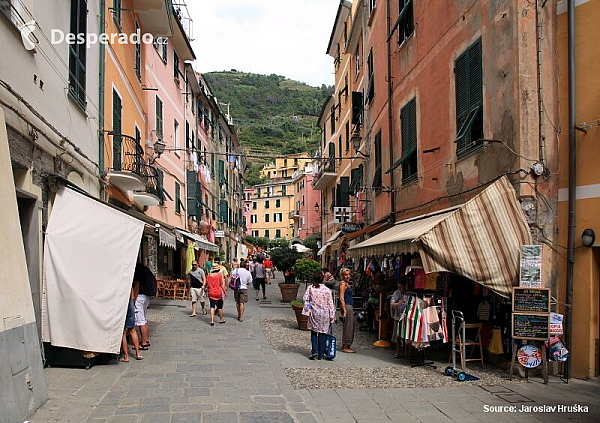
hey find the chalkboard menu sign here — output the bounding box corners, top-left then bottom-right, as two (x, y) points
(512, 313), (550, 340)
(512, 287), (550, 313)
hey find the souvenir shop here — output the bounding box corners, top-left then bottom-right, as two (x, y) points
(346, 177), (532, 368)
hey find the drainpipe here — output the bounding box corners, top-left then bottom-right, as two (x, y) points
(98, 0), (106, 199)
(386, 0), (396, 218)
(565, 0), (576, 382)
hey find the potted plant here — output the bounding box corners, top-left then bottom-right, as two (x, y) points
(290, 300), (309, 330)
(269, 247), (303, 302)
(294, 259), (322, 284)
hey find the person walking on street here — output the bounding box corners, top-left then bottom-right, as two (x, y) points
(133, 263), (154, 349)
(264, 255), (273, 284)
(121, 283), (143, 361)
(252, 255), (266, 301)
(212, 257), (229, 280)
(339, 268), (356, 353)
(187, 261), (206, 316)
(232, 259), (252, 322)
(303, 271), (336, 360)
(205, 257), (213, 274)
(206, 266), (227, 326)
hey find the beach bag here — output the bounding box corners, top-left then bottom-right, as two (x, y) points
(325, 325), (336, 360)
(229, 270), (240, 291)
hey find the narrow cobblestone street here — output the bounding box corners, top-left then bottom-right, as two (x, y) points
(29, 277), (600, 423)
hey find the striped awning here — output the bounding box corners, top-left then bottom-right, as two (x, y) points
(158, 228), (176, 250)
(175, 229), (219, 252)
(317, 230), (343, 256)
(349, 176), (531, 297)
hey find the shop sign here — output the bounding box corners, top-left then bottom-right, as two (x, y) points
(512, 287), (550, 313)
(549, 312), (564, 335)
(341, 222), (362, 234)
(517, 345), (543, 368)
(215, 230), (225, 238)
(520, 245), (542, 287)
(512, 313), (550, 341)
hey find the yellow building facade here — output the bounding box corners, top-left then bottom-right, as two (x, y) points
(557, 0), (600, 379)
(248, 154), (311, 239)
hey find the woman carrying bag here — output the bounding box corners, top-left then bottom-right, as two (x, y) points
(303, 271), (336, 360)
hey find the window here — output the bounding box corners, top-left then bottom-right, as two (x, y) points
(185, 120), (190, 149)
(154, 37), (167, 63)
(173, 51), (180, 81)
(370, 0), (377, 14)
(366, 49), (374, 104)
(251, 215), (257, 224)
(330, 105), (336, 134)
(134, 22), (141, 79)
(294, 158), (299, 165)
(281, 185), (286, 196)
(265, 200), (270, 209)
(112, 89), (122, 170)
(345, 121), (350, 151)
(68, 0), (87, 108)
(155, 96), (163, 138)
(173, 119), (179, 151)
(276, 199), (281, 208)
(276, 229), (281, 238)
(156, 168), (165, 205)
(373, 131), (382, 190)
(265, 214), (270, 223)
(397, 0), (414, 46)
(355, 43), (361, 75)
(253, 201), (257, 210)
(455, 38), (483, 156)
(338, 136), (342, 163)
(175, 182), (181, 213)
(275, 213), (283, 222)
(252, 230), (259, 237)
(264, 230), (270, 238)
(400, 98), (418, 181)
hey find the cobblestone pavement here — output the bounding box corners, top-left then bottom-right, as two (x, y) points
(28, 277), (600, 422)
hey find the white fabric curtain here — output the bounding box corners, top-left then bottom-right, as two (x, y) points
(42, 188), (144, 353)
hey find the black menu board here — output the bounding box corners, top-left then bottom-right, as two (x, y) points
(512, 313), (550, 340)
(512, 287), (550, 313)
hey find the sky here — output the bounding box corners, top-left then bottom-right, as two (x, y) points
(186, 0), (340, 88)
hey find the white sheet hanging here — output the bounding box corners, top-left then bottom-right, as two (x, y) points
(42, 187), (144, 354)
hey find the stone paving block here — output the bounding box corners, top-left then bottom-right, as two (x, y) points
(183, 387), (210, 397)
(115, 403), (165, 415)
(141, 396), (188, 405)
(139, 412), (172, 423)
(170, 403), (215, 413)
(170, 412), (203, 423)
(292, 412), (319, 423)
(480, 385), (516, 394)
(251, 395), (286, 404)
(87, 405), (117, 419)
(107, 414), (140, 423)
(201, 411), (240, 423)
(433, 402), (483, 422)
(240, 411), (295, 423)
(215, 403), (253, 412)
(87, 418), (109, 423)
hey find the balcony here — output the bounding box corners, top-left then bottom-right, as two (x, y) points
(290, 210), (300, 219)
(312, 158), (337, 190)
(133, 0), (173, 37)
(107, 132), (146, 191)
(133, 164), (161, 206)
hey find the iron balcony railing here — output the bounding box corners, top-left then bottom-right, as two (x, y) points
(108, 132), (144, 175)
(138, 164), (159, 197)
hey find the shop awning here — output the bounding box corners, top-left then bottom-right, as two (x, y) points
(42, 187), (145, 354)
(158, 228), (176, 250)
(317, 230), (343, 256)
(349, 176), (531, 297)
(176, 229), (219, 252)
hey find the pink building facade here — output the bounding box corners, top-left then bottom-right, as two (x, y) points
(292, 164), (321, 241)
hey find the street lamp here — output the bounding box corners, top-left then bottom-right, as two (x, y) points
(351, 133), (369, 158)
(148, 140), (166, 164)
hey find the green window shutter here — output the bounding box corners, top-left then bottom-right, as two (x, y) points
(455, 38), (483, 154)
(156, 96), (163, 138)
(68, 0), (87, 107)
(175, 182), (181, 213)
(219, 200), (228, 223)
(112, 89), (122, 170)
(156, 169), (164, 205)
(218, 160), (225, 184)
(455, 51), (469, 130)
(187, 170), (198, 218)
(185, 120), (190, 150)
(469, 39), (483, 108)
(339, 177), (350, 207)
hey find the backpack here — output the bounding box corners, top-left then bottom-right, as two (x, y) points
(229, 270), (240, 291)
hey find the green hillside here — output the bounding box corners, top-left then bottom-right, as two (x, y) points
(203, 71), (333, 185)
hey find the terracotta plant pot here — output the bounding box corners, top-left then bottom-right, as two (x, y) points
(278, 282), (300, 302)
(291, 303), (309, 331)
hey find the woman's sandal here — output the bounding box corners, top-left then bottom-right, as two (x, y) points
(119, 356), (129, 362)
(135, 355), (144, 360)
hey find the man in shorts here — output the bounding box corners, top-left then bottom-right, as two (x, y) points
(232, 259), (252, 322)
(187, 261), (206, 316)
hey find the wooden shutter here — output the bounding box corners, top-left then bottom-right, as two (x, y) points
(156, 96), (163, 138)
(112, 90), (122, 170)
(156, 168), (164, 205)
(187, 171), (198, 218)
(469, 39), (483, 109)
(175, 182), (181, 213)
(339, 177), (350, 207)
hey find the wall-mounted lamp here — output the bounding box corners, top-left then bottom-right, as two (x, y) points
(314, 202), (320, 212)
(351, 134), (369, 158)
(582, 228), (595, 247)
(148, 140), (166, 164)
